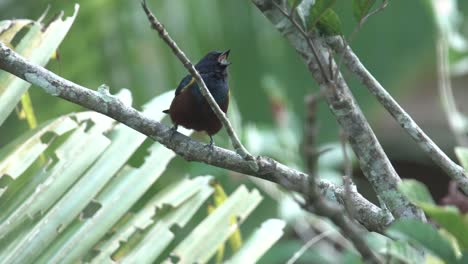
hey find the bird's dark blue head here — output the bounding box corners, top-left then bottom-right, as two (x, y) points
(195, 50), (231, 73)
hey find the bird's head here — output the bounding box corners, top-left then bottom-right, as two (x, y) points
(195, 50), (231, 73)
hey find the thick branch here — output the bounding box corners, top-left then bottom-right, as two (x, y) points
(0, 42), (388, 233)
(251, 0), (423, 221)
(259, 4), (388, 263)
(307, 178), (383, 263)
(141, 0), (252, 160)
(328, 37), (468, 195)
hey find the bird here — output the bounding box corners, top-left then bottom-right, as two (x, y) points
(163, 50), (231, 146)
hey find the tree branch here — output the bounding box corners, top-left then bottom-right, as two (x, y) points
(328, 37), (468, 195)
(302, 94), (320, 177)
(305, 178), (383, 263)
(0, 41), (388, 233)
(140, 0), (253, 161)
(252, 0), (423, 221)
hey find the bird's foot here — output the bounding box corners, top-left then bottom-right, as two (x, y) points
(204, 135), (215, 150)
(169, 124), (178, 139)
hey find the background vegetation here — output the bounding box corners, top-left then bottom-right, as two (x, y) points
(1, 0), (468, 262)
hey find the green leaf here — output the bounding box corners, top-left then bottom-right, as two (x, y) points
(316, 9), (342, 36)
(0, 114), (77, 182)
(0, 5), (79, 126)
(0, 117), (113, 263)
(399, 179), (468, 250)
(386, 219), (458, 263)
(0, 19), (33, 44)
(110, 177), (214, 263)
(225, 219), (285, 264)
(419, 204), (468, 250)
(341, 250), (364, 264)
(366, 232), (425, 264)
(212, 182), (243, 252)
(18, 92), (38, 130)
(170, 185), (263, 263)
(0, 89), (188, 263)
(0, 112), (114, 239)
(398, 179), (435, 205)
(353, 0), (376, 22)
(38, 127), (192, 263)
(307, 0), (342, 36)
(383, 240), (426, 264)
(455, 147), (468, 172)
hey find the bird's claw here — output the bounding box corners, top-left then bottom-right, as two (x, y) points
(169, 124), (178, 139)
(204, 135), (215, 150)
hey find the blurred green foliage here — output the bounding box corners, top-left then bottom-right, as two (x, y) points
(391, 178), (468, 263)
(1, 0), (467, 262)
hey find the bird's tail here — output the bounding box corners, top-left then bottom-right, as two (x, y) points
(162, 109), (169, 114)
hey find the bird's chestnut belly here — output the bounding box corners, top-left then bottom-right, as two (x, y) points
(168, 90), (228, 135)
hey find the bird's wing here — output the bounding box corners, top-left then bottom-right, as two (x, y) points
(175, 75), (196, 96)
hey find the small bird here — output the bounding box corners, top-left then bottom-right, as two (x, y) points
(163, 50), (231, 146)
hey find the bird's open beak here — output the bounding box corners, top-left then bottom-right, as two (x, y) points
(218, 49), (231, 66)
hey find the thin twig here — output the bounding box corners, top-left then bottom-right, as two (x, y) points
(289, 0), (300, 18)
(141, 0), (253, 160)
(334, 0), (388, 82)
(272, 1), (331, 82)
(301, 93), (319, 205)
(350, 0), (389, 45)
(340, 130), (355, 219)
(302, 215), (355, 250)
(327, 37), (468, 194)
(359, 1), (388, 28)
(436, 36), (468, 147)
(340, 132), (353, 180)
(286, 230), (334, 264)
(303, 94), (320, 177)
